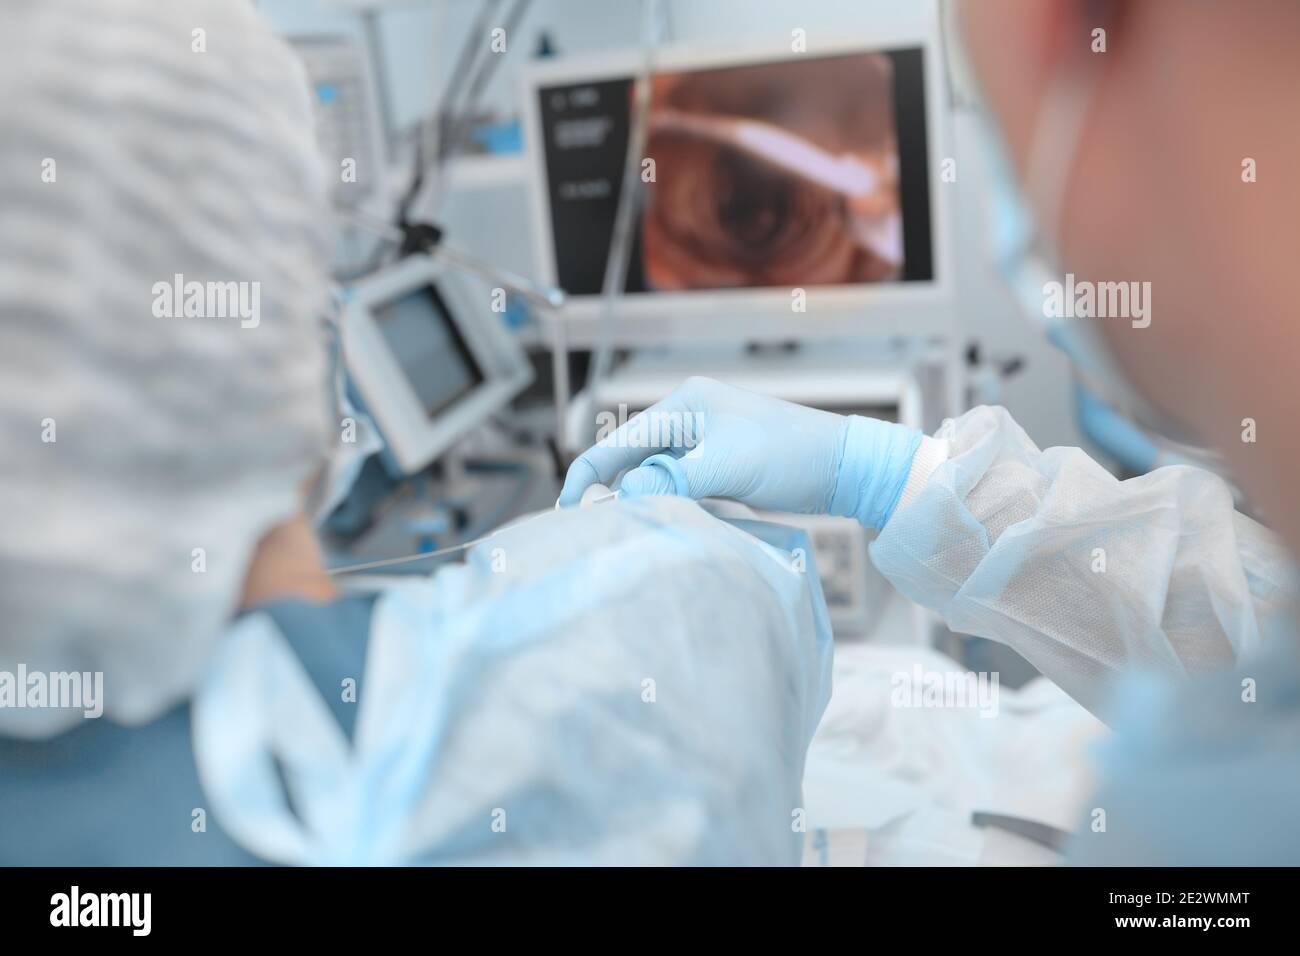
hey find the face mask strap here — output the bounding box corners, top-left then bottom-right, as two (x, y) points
(1022, 62), (1102, 268)
(1024, 51), (1207, 446)
(945, 0), (1104, 266)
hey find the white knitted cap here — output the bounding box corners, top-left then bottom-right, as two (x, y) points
(0, 0), (332, 734)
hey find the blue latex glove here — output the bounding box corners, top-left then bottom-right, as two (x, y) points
(559, 377), (923, 530)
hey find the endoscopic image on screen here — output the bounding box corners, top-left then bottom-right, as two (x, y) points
(640, 53), (903, 291)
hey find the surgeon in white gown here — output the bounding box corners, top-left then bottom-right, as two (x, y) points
(563, 0), (1300, 863)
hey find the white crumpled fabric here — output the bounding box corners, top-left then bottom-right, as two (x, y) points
(871, 406), (1295, 719)
(193, 497), (834, 865)
(801, 642), (1106, 866)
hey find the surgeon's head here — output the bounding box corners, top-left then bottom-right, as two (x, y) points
(0, 0), (332, 733)
(958, 0), (1300, 528)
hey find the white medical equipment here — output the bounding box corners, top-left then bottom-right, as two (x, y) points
(286, 32), (393, 274)
(519, 31), (956, 348)
(342, 253), (534, 476)
(290, 33), (388, 209)
(521, 27), (965, 438)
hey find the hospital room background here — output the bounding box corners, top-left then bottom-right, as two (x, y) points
(243, 0), (1118, 866)
(261, 0), (1079, 443)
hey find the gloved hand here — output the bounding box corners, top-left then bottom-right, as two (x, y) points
(558, 377), (923, 530)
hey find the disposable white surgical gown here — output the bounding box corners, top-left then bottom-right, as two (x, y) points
(872, 406), (1295, 720)
(192, 496), (833, 865)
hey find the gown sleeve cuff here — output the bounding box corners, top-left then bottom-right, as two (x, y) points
(891, 435), (949, 517)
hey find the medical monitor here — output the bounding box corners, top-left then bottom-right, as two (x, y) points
(521, 33), (952, 346)
(343, 254), (534, 475)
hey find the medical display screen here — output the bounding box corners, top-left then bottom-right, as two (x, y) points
(373, 286), (485, 420)
(537, 48), (933, 296)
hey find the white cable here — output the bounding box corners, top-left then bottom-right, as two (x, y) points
(584, 0), (663, 393)
(326, 488), (621, 576)
(327, 508), (550, 576)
